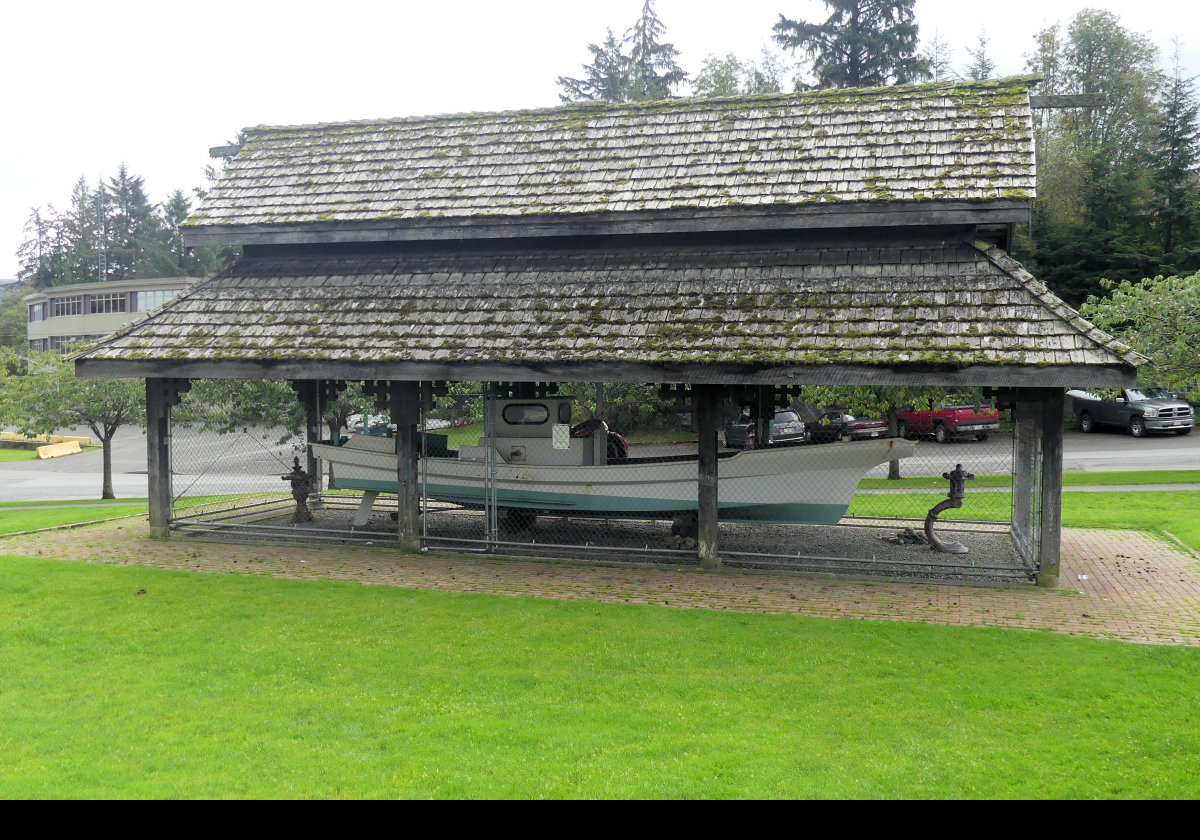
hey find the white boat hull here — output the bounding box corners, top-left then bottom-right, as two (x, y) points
(311, 437), (916, 525)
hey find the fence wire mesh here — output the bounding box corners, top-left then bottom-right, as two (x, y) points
(167, 381), (1026, 579)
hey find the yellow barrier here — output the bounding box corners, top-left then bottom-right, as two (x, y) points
(0, 432), (94, 446)
(36, 441), (83, 459)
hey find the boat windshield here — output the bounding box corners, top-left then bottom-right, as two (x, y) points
(502, 403), (550, 424)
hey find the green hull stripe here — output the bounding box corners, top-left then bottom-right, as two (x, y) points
(335, 479), (846, 525)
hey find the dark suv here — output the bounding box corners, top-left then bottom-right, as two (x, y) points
(723, 410), (806, 449)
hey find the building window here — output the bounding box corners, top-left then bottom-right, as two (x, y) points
(28, 303), (45, 322)
(29, 339), (47, 352)
(89, 293), (127, 314)
(134, 288), (182, 311)
(51, 296), (83, 317)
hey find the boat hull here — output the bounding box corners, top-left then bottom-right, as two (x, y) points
(311, 437), (916, 525)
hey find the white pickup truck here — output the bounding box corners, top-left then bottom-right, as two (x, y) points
(1068, 388), (1194, 437)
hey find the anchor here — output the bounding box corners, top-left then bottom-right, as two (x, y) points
(924, 463), (975, 554)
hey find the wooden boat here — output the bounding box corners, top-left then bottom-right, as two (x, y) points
(309, 396), (916, 527)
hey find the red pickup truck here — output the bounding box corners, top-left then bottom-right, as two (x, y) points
(896, 403), (1000, 443)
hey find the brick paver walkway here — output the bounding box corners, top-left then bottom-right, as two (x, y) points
(3, 520), (1198, 645)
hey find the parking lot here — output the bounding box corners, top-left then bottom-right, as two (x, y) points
(2, 424), (1199, 502)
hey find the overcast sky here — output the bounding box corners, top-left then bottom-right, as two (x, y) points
(2, 0), (1197, 281)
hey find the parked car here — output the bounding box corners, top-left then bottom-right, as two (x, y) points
(808, 410), (888, 443)
(723, 410), (806, 449)
(896, 402), (999, 443)
(1069, 388), (1194, 437)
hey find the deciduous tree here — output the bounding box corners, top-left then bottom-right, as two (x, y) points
(0, 350), (144, 498)
(1080, 271), (1200, 399)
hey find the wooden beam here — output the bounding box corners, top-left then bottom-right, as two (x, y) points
(76, 357), (1139, 390)
(208, 144), (242, 158)
(1030, 94), (1104, 109)
(180, 200), (1033, 248)
(696, 384), (722, 570)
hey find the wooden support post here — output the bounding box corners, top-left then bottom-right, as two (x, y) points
(1010, 388), (1065, 586)
(696, 384), (722, 570)
(145, 378), (189, 540)
(1037, 390), (1064, 587)
(390, 381), (421, 548)
(291, 380), (322, 499)
(1011, 400), (1039, 568)
(753, 384), (771, 447)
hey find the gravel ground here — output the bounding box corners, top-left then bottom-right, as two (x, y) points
(173, 495), (1028, 582)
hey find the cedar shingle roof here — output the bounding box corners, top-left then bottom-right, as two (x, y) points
(78, 236), (1139, 386)
(186, 77), (1037, 232)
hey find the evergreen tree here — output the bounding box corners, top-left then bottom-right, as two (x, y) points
(59, 177), (101, 285)
(623, 0), (687, 101)
(16, 207), (64, 288)
(1149, 43), (1200, 271)
(557, 28), (631, 103)
(557, 1), (685, 103)
(964, 31), (995, 80)
(772, 0), (928, 89)
(105, 163), (165, 280)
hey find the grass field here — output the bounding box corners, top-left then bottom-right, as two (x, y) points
(1, 554), (1198, 798)
(0, 506), (147, 536)
(0, 446), (99, 463)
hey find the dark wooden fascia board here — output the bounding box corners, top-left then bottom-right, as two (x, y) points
(75, 357), (1134, 389)
(1029, 94), (1104, 109)
(180, 201), (1031, 248)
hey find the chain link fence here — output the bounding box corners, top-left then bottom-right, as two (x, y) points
(167, 381), (1026, 579)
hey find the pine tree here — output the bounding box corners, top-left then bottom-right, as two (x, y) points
(16, 207), (65, 288)
(105, 163), (163, 280)
(623, 0), (687, 101)
(964, 31), (995, 80)
(1149, 43), (1200, 270)
(60, 177), (101, 285)
(556, 1), (685, 103)
(773, 0), (928, 89)
(557, 29), (631, 103)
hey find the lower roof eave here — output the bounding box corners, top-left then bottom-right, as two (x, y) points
(74, 357), (1137, 390)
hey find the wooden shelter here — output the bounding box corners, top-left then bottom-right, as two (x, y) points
(75, 76), (1140, 585)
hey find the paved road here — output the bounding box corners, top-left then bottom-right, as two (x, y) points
(1, 424), (1197, 502)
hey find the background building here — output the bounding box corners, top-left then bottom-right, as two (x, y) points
(25, 277), (200, 351)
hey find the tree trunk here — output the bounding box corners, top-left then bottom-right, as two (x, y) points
(886, 406), (902, 481)
(101, 435), (115, 499)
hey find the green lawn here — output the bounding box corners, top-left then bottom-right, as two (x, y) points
(0, 446), (99, 463)
(1, 554), (1198, 798)
(0, 506), (147, 536)
(848, 490), (1200, 554)
(859, 469), (1200, 490)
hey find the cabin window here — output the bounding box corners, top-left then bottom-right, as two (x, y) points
(502, 403), (549, 425)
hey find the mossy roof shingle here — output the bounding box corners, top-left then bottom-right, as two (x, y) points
(186, 77), (1037, 231)
(79, 236), (1138, 386)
